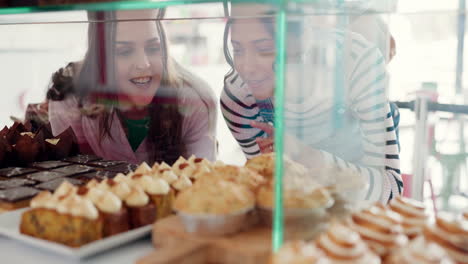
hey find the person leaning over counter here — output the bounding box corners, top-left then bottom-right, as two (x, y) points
(220, 4), (402, 203)
(47, 9), (217, 165)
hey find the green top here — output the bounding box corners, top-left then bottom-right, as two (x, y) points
(123, 116), (150, 151)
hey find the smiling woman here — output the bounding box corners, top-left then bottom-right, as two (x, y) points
(46, 9), (217, 165)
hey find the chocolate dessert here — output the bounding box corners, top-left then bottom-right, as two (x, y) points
(106, 163), (138, 174)
(64, 154), (102, 164)
(0, 186), (39, 210)
(0, 178), (36, 189)
(51, 164), (94, 176)
(74, 170), (118, 182)
(36, 178), (83, 192)
(0, 167), (37, 179)
(87, 160), (125, 168)
(45, 127), (74, 160)
(30, 160), (71, 170)
(26, 171), (65, 182)
(13, 133), (41, 164)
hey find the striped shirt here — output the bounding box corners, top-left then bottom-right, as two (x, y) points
(221, 29), (402, 203)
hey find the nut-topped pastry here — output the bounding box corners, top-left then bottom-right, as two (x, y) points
(386, 236), (454, 264)
(245, 152), (275, 181)
(272, 241), (330, 264)
(315, 222), (380, 264)
(389, 196), (429, 239)
(424, 213), (468, 264)
(347, 203), (408, 259)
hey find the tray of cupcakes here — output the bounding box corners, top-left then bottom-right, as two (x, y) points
(0, 155), (213, 258)
(272, 197), (468, 264)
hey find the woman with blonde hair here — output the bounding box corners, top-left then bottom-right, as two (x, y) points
(48, 9), (217, 165)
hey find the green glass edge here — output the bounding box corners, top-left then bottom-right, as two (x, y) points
(272, 4), (286, 252)
(0, 0), (280, 15)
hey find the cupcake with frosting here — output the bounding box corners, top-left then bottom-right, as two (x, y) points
(77, 185), (129, 237)
(130, 173), (173, 219)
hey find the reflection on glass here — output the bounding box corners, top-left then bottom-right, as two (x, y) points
(221, 3), (401, 203)
(47, 9), (217, 165)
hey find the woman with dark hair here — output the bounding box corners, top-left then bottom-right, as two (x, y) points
(48, 9), (217, 165)
(220, 4), (402, 202)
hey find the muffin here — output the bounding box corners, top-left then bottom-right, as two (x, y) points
(388, 196), (429, 239)
(424, 213), (468, 264)
(272, 241), (330, 264)
(196, 164), (265, 192)
(386, 236), (454, 264)
(315, 222), (380, 264)
(256, 179), (333, 230)
(20, 191), (103, 247)
(245, 152), (275, 181)
(347, 203), (408, 259)
(173, 180), (255, 235)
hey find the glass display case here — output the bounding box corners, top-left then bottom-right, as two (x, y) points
(0, 0), (467, 263)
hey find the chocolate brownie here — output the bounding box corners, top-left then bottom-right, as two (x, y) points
(29, 160), (71, 170)
(0, 167), (37, 178)
(86, 160), (125, 168)
(0, 186), (39, 202)
(50, 164), (94, 176)
(105, 163), (138, 174)
(35, 178), (83, 192)
(63, 154), (102, 164)
(73, 170), (118, 181)
(26, 171), (65, 183)
(0, 178), (36, 189)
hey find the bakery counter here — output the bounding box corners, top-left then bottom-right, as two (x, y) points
(0, 235), (154, 263)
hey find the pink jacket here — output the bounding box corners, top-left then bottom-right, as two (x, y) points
(49, 93), (216, 164)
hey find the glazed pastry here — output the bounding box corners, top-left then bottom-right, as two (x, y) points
(315, 222), (380, 264)
(389, 196), (429, 239)
(272, 241), (330, 264)
(348, 203), (408, 258)
(386, 236), (454, 264)
(424, 213), (468, 264)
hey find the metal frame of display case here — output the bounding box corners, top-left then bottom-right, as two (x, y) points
(2, 0), (465, 252)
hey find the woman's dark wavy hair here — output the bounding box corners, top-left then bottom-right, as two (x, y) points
(47, 10), (187, 164)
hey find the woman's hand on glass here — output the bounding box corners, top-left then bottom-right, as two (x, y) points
(251, 121), (274, 153)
